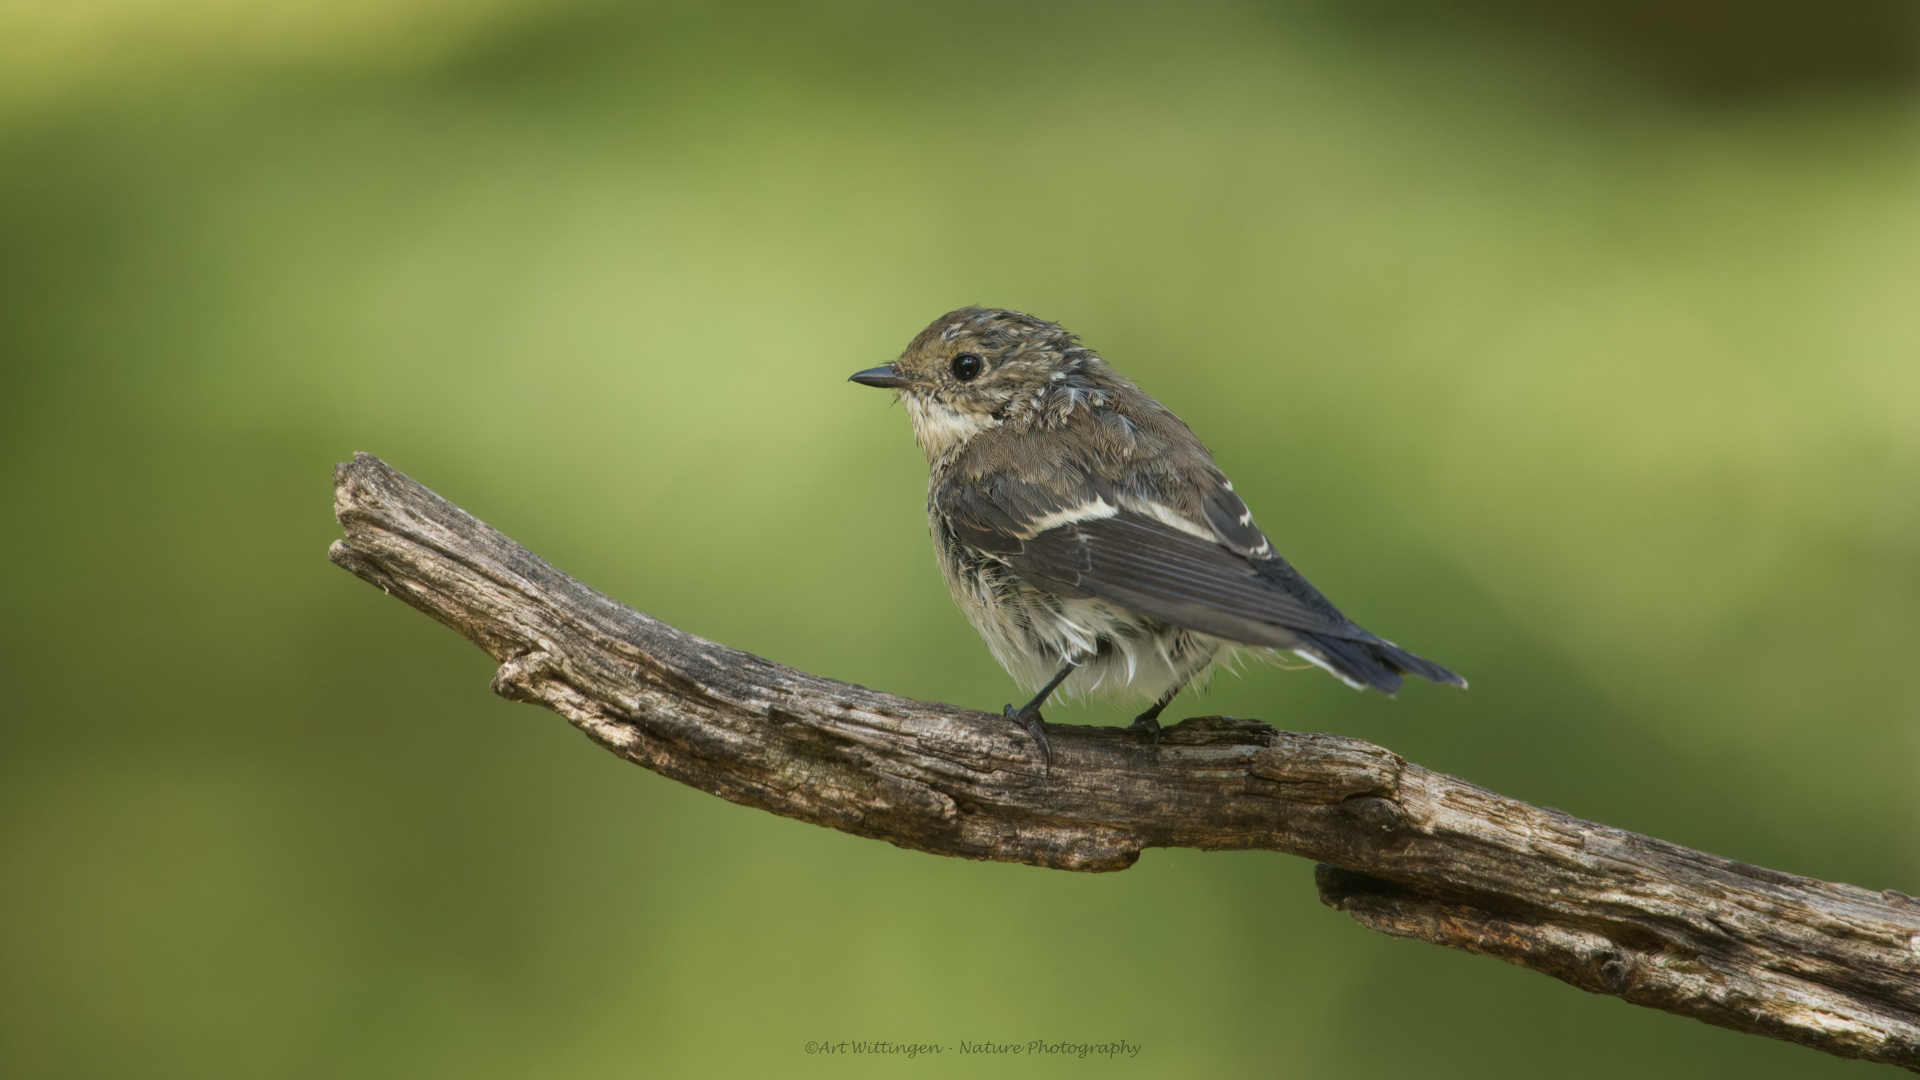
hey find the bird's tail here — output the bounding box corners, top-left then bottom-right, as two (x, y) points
(1294, 633), (1467, 697)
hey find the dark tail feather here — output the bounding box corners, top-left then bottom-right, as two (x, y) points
(1299, 633), (1468, 696)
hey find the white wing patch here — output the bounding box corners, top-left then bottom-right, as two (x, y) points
(1026, 497), (1119, 534)
(1123, 499), (1219, 543)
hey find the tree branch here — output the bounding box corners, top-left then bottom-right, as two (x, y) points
(327, 452), (1920, 1070)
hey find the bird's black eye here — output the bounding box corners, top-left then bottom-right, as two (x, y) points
(950, 353), (984, 381)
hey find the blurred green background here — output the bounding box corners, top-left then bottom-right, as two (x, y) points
(1, 0), (1915, 1076)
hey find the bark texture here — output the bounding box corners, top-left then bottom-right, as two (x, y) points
(328, 453), (1920, 1070)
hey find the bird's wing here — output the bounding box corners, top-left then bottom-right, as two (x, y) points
(936, 476), (1363, 646)
(1008, 514), (1365, 647)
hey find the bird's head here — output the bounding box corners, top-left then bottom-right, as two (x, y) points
(849, 307), (1102, 463)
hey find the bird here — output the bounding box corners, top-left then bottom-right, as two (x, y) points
(848, 306), (1464, 769)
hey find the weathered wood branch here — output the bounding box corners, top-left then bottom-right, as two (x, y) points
(328, 453), (1920, 1070)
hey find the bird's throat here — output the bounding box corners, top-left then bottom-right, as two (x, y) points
(903, 393), (999, 464)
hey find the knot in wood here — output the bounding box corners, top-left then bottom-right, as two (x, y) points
(1595, 950), (1635, 993)
(1342, 795), (1404, 833)
(491, 649), (562, 703)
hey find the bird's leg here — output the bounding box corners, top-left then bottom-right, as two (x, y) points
(1004, 659), (1079, 773)
(1127, 679), (1188, 744)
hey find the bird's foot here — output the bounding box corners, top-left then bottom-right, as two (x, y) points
(1003, 703), (1052, 774)
(1126, 711), (1163, 744)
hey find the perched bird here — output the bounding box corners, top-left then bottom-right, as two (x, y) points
(849, 307), (1463, 767)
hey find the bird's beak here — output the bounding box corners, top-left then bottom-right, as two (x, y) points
(848, 364), (909, 389)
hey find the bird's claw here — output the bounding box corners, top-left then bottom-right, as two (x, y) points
(1126, 712), (1163, 744)
(1003, 703), (1053, 775)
